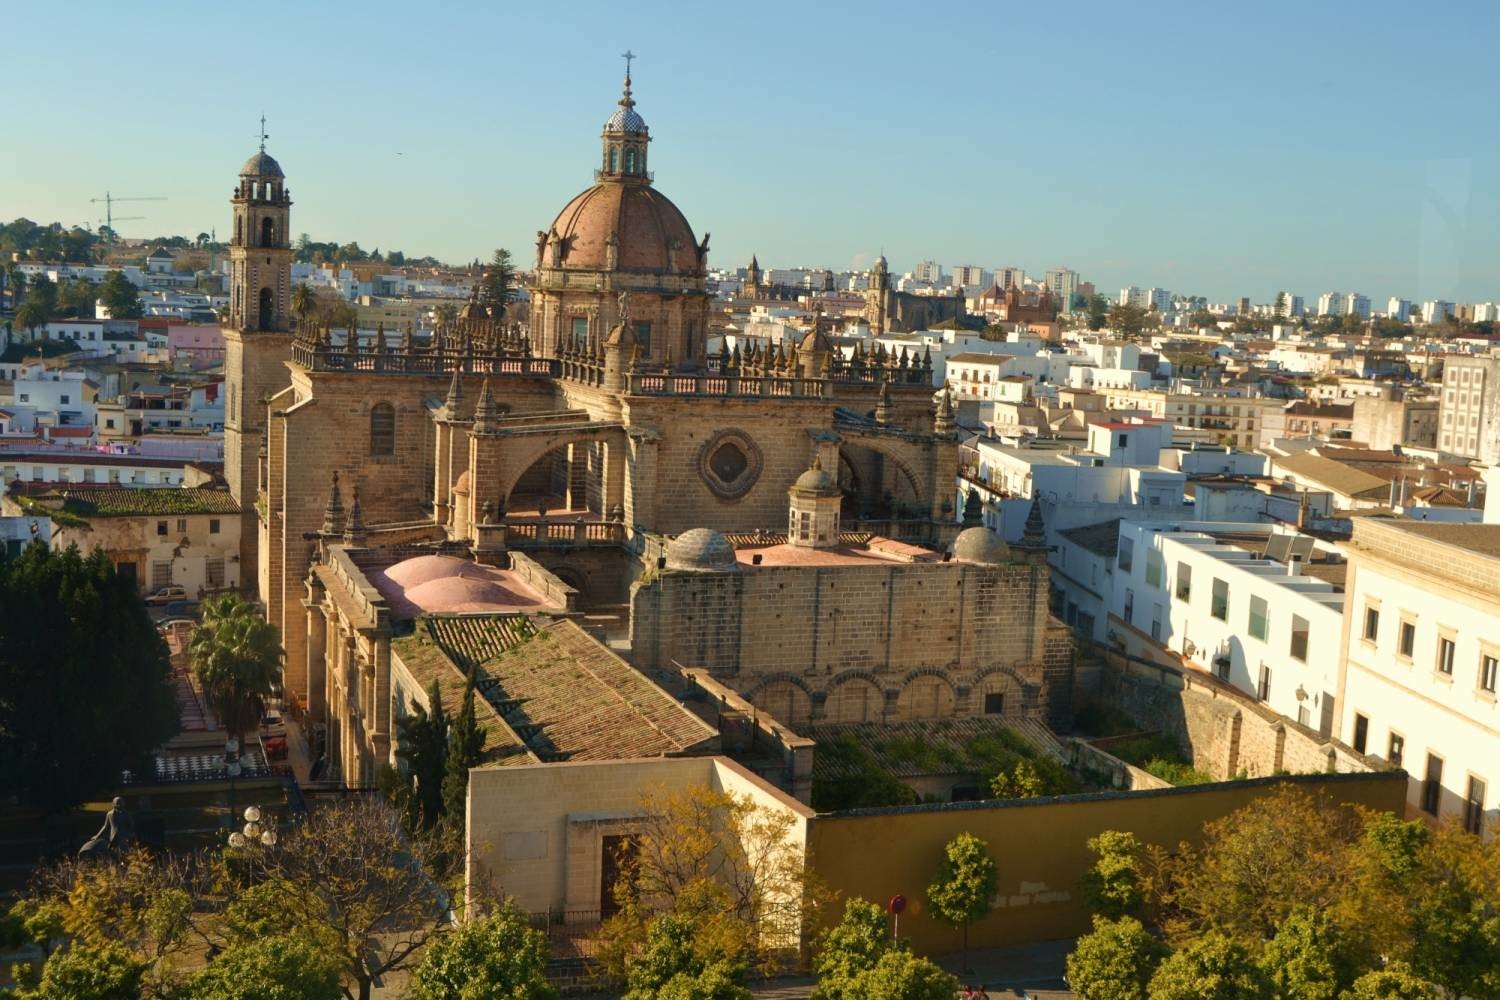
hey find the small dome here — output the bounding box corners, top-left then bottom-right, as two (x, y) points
(605, 105), (648, 133)
(240, 150), (284, 178)
(665, 528), (738, 571)
(382, 554), (487, 589)
(950, 526), (1011, 565)
(791, 463), (838, 496)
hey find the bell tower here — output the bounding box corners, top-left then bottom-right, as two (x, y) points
(223, 119), (294, 592)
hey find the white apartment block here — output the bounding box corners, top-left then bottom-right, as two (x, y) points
(1438, 355), (1500, 464)
(1473, 302), (1500, 323)
(1387, 298), (1413, 322)
(1099, 386), (1282, 451)
(1340, 520), (1500, 835)
(1422, 300), (1454, 324)
(1118, 286), (1149, 309)
(993, 266), (1025, 290)
(951, 264), (988, 289)
(912, 260), (944, 283)
(1046, 267), (1081, 313)
(1109, 520), (1344, 733)
(1345, 293), (1371, 319)
(1275, 292), (1304, 317)
(1146, 288), (1172, 313)
(1317, 292), (1346, 317)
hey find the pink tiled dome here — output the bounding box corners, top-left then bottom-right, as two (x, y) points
(382, 554), (487, 589)
(404, 577), (524, 613)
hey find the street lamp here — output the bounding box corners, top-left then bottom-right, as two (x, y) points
(227, 806), (276, 849)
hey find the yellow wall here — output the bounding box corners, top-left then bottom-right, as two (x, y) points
(805, 771), (1407, 955)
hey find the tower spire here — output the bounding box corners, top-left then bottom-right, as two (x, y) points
(258, 113), (268, 154)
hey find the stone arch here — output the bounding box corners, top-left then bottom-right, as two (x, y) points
(745, 673), (813, 728)
(970, 666), (1027, 716)
(837, 439), (925, 519)
(494, 429), (625, 517)
(893, 668), (957, 722)
(823, 671), (885, 723)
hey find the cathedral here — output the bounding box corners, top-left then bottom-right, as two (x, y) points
(223, 67), (1070, 788)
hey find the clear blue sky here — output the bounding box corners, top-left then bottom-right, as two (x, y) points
(6, 0), (1500, 305)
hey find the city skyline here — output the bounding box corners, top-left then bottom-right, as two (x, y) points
(6, 0), (1500, 305)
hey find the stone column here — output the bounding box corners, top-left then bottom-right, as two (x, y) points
(304, 598), (327, 726)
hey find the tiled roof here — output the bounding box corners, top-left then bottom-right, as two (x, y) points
(397, 614), (716, 766)
(1273, 453), (1389, 499)
(55, 486), (238, 516)
(1390, 522), (1500, 559)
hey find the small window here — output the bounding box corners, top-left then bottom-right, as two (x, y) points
(1211, 578), (1229, 621)
(571, 316), (589, 349)
(1145, 550), (1164, 588)
(1290, 615), (1310, 662)
(984, 692), (1004, 715)
(1388, 732), (1404, 768)
(1249, 595), (1269, 642)
(1437, 636), (1456, 675)
(634, 321), (652, 352)
(1352, 713), (1368, 754)
(209, 519), (221, 535)
(60, 394), (69, 404)
(176, 518), (187, 534)
(1117, 537), (1134, 573)
(1363, 605), (1379, 642)
(1123, 589), (1134, 624)
(156, 520), (168, 537)
(1482, 654), (1498, 694)
(1257, 664), (1271, 702)
(1422, 754), (1443, 815)
(370, 402), (395, 456)
(1464, 776), (1486, 836)
(1399, 619), (1417, 659)
(1175, 562), (1192, 601)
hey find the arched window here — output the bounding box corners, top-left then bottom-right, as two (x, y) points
(370, 403), (395, 456)
(235, 218), (242, 244)
(609, 147), (619, 172)
(260, 218), (274, 248)
(625, 149), (637, 173)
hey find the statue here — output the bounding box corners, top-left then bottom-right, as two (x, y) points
(79, 797), (135, 858)
(617, 291), (632, 328)
(534, 230), (548, 269)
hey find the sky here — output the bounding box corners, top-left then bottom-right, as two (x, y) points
(5, 0), (1500, 306)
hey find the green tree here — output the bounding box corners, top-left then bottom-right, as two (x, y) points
(97, 270), (141, 319)
(291, 282), (316, 328)
(393, 679), (449, 830)
(20, 942), (147, 1000)
(811, 899), (890, 1000)
(842, 950), (957, 1000)
(1274, 292), (1288, 318)
(27, 273), (58, 316)
(1344, 961), (1444, 1000)
(1086, 293), (1110, 331)
(441, 674), (485, 828)
(480, 248), (516, 319)
(925, 832), (996, 971)
(187, 593), (283, 754)
(1106, 303), (1149, 338)
(1081, 830), (1144, 919)
(408, 903), (557, 1000)
(60, 278), (98, 318)
(1188, 308), (1219, 330)
(623, 914), (750, 1000)
(1063, 915), (1167, 1000)
(1260, 906), (1351, 1000)
(183, 934), (343, 1000)
(989, 759), (1046, 799)
(1146, 932), (1267, 1000)
(14, 297), (47, 339)
(0, 544), (179, 812)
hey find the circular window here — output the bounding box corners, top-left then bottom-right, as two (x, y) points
(697, 430), (763, 500)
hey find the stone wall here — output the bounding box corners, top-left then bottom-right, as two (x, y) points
(507, 551), (579, 611)
(631, 556), (1074, 731)
(1084, 645), (1377, 780)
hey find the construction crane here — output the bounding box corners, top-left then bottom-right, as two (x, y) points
(96, 215), (146, 236)
(89, 191), (166, 243)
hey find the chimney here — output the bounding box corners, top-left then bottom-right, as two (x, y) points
(1467, 478), (1479, 508)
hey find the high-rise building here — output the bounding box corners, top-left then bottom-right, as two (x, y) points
(1273, 292), (1304, 318)
(1045, 267), (1081, 314)
(1149, 288), (1174, 313)
(951, 264), (988, 289)
(912, 259), (944, 283)
(1119, 286), (1148, 308)
(1236, 296), (1251, 315)
(1474, 302), (1500, 323)
(1386, 297), (1412, 322)
(1345, 294), (1371, 319)
(1422, 300), (1454, 325)
(1438, 355), (1500, 463)
(994, 266), (1025, 290)
(1317, 292), (1346, 317)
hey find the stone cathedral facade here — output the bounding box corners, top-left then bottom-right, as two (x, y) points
(222, 70), (1072, 786)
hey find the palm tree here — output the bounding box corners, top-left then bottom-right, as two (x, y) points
(14, 299), (46, 341)
(188, 594), (283, 755)
(291, 282), (316, 329)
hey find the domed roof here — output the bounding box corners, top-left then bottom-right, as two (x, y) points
(382, 554), (487, 589)
(240, 150), (284, 178)
(546, 183), (700, 274)
(605, 104), (648, 133)
(665, 528), (739, 572)
(950, 526), (1011, 565)
(791, 461), (838, 496)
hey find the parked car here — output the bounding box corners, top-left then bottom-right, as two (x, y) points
(261, 709), (285, 736)
(144, 585), (187, 606)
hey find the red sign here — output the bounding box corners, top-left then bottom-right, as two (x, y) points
(888, 894), (906, 915)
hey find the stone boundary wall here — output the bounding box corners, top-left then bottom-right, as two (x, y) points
(1066, 738), (1173, 791)
(1082, 643), (1379, 780)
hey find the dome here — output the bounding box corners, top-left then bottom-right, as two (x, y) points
(240, 150), (284, 178)
(799, 326), (834, 354)
(382, 554), (487, 589)
(546, 183), (700, 274)
(605, 105), (648, 133)
(791, 463), (838, 496)
(950, 526), (1011, 565)
(665, 528), (739, 572)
